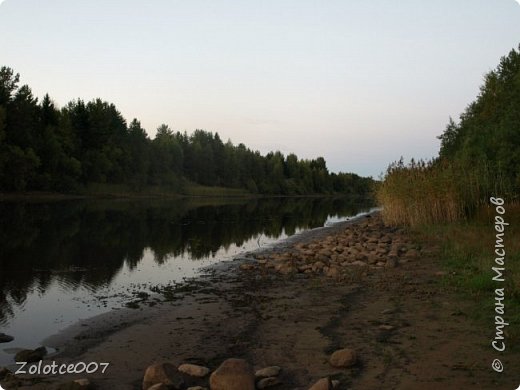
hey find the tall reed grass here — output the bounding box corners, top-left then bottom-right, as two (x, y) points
(377, 158), (509, 226)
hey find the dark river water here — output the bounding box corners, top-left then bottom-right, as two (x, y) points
(0, 197), (373, 365)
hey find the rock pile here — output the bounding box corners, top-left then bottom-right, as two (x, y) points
(140, 359), (287, 390)
(141, 359), (261, 390)
(140, 349), (357, 390)
(241, 215), (419, 278)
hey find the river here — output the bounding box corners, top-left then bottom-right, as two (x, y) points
(0, 196), (373, 366)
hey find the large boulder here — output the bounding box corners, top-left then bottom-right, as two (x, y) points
(209, 358), (255, 390)
(142, 362), (184, 390)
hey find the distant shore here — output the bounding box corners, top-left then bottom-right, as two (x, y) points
(0, 189), (364, 202)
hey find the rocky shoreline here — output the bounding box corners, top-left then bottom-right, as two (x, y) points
(238, 212), (419, 277)
(1, 211), (515, 389)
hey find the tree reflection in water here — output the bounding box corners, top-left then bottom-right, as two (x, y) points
(0, 197), (371, 324)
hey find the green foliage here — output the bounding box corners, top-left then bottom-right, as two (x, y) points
(0, 66), (374, 196)
(438, 45), (520, 196)
(0, 145), (40, 191)
(0, 66), (20, 105)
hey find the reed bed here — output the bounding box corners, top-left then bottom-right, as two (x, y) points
(377, 158), (507, 227)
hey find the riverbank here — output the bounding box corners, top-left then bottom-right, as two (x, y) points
(1, 212), (518, 389)
(0, 183), (369, 202)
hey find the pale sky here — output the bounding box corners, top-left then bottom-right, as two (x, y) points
(1, 0), (519, 177)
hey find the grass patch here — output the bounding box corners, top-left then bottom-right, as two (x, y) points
(415, 204), (520, 351)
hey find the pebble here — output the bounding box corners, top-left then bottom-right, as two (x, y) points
(177, 363), (210, 377)
(255, 366), (281, 378)
(329, 348), (357, 368)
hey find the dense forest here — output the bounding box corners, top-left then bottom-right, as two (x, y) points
(0, 67), (373, 196)
(437, 46), (520, 192)
(378, 45), (520, 226)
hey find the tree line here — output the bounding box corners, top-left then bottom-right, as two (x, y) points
(0, 67), (373, 196)
(437, 45), (520, 195)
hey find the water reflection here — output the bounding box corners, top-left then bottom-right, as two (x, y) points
(0, 197), (370, 347)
